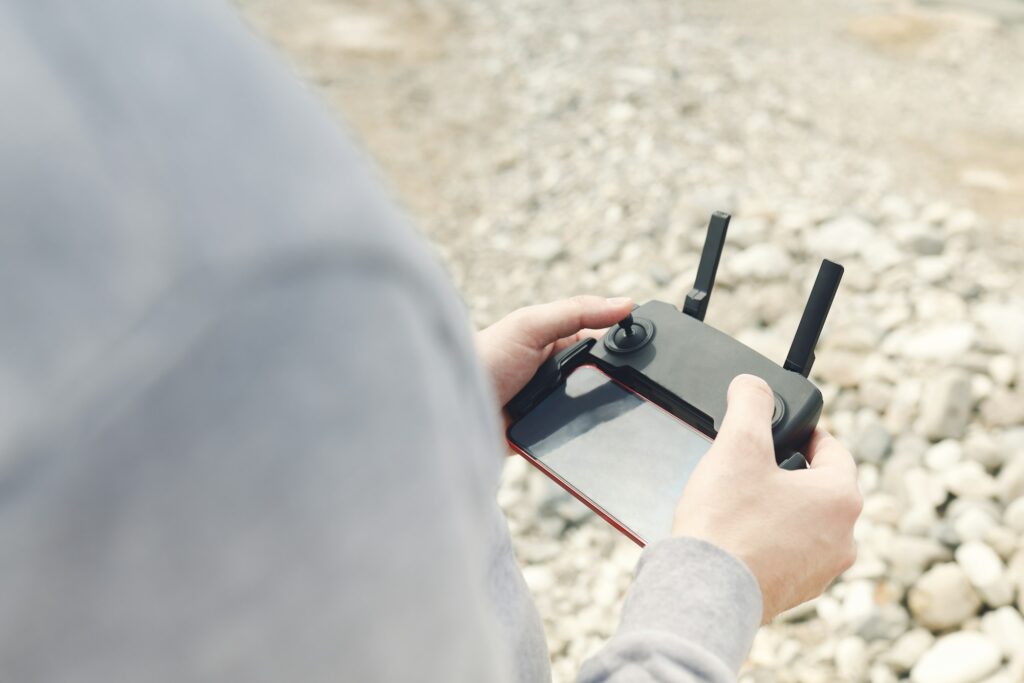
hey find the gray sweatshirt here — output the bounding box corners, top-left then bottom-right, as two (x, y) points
(0, 1), (762, 681)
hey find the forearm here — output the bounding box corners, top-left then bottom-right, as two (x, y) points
(579, 538), (762, 683)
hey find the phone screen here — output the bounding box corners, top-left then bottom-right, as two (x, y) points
(507, 365), (712, 544)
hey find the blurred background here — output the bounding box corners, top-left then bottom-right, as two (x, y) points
(236, 1), (1024, 681)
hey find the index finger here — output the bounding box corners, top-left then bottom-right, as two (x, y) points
(515, 296), (633, 350)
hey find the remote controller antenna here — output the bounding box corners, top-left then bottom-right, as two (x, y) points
(784, 259), (844, 378)
(683, 211), (730, 321)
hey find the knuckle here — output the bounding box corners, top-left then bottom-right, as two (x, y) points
(851, 489), (865, 517)
(565, 295), (594, 319)
(821, 478), (863, 521)
(819, 431), (846, 454)
(838, 541), (858, 574)
(504, 306), (544, 343)
(563, 296), (590, 326)
(506, 305), (535, 324)
(833, 440), (854, 462)
(841, 487), (864, 521)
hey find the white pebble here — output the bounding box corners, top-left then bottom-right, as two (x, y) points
(908, 563), (982, 631)
(1004, 498), (1024, 533)
(924, 439), (963, 471)
(952, 506), (999, 543)
(910, 631), (1002, 683)
(944, 461), (997, 500)
(980, 606), (1024, 658)
(988, 355), (1017, 386)
(884, 628), (935, 673)
(835, 636), (869, 682)
(955, 541), (1015, 607)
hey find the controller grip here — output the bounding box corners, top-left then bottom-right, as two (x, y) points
(779, 452), (808, 470)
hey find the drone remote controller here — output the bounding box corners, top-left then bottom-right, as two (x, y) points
(507, 211), (844, 478)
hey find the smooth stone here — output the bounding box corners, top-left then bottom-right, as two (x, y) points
(996, 454), (1024, 503)
(607, 271), (642, 296)
(892, 221), (946, 255)
(925, 440), (962, 473)
(977, 670), (1017, 683)
(910, 631), (1002, 683)
(915, 256), (952, 284)
(729, 242), (793, 280)
(925, 440), (963, 471)
(879, 196), (916, 222)
(854, 419), (893, 464)
(884, 628), (935, 673)
(988, 355), (1017, 386)
(982, 526), (1019, 561)
(952, 506), (999, 543)
(884, 535), (952, 573)
(890, 324), (976, 363)
(886, 380), (923, 434)
(862, 493), (902, 525)
(521, 565), (556, 593)
(980, 606), (1024, 658)
(859, 379), (895, 413)
(955, 541), (1014, 607)
(980, 389), (1024, 429)
(839, 580), (880, 628)
(524, 235), (566, 263)
(974, 301), (1024, 355)
(908, 563), (982, 631)
(1004, 498), (1024, 533)
(944, 461), (998, 500)
(963, 432), (1006, 471)
(835, 636), (869, 682)
(904, 467), (948, 508)
(583, 239), (621, 268)
(869, 663), (899, 683)
(806, 214), (878, 258)
(724, 215), (768, 248)
(856, 604), (911, 642)
(916, 370), (973, 441)
(900, 504), (939, 536)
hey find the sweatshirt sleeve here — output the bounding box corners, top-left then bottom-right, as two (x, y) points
(578, 537), (763, 682)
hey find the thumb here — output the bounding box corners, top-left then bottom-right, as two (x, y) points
(712, 374), (777, 463)
(515, 295), (633, 350)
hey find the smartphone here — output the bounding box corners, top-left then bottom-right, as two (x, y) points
(506, 364), (713, 546)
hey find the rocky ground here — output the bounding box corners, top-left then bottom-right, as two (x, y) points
(237, 0), (1024, 681)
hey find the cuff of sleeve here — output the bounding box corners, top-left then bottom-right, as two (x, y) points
(616, 536), (763, 674)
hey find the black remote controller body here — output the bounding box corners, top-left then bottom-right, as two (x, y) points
(506, 211), (844, 470)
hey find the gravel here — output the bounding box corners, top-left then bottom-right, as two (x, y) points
(238, 0), (1024, 680)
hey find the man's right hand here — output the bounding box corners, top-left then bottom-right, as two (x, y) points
(672, 374), (863, 623)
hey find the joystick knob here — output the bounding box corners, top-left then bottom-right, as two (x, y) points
(605, 314), (655, 353)
(614, 314), (648, 349)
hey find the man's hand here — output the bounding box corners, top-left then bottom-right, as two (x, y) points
(673, 374), (863, 623)
(476, 296), (634, 407)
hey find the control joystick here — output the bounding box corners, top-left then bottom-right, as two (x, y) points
(606, 313), (655, 353)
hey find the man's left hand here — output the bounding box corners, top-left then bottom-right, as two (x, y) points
(476, 295), (634, 407)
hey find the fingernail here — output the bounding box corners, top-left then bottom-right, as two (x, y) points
(606, 297), (631, 307)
